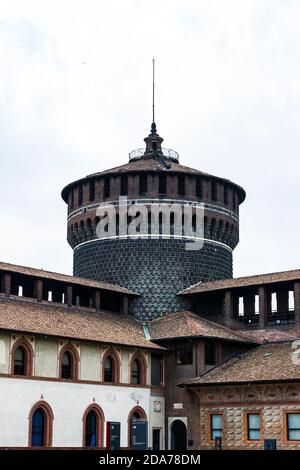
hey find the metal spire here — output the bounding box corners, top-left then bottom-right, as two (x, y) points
(151, 57), (157, 134)
(152, 57), (155, 124)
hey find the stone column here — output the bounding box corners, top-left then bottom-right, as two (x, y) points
(121, 295), (129, 315)
(34, 279), (43, 302)
(259, 286), (268, 328)
(94, 290), (101, 312)
(2, 274), (11, 297)
(294, 282), (300, 326)
(65, 285), (73, 307)
(224, 290), (234, 325)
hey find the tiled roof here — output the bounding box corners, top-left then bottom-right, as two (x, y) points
(180, 342), (300, 386)
(0, 297), (161, 349)
(148, 311), (256, 344)
(178, 269), (300, 295)
(240, 328), (300, 343)
(0, 261), (138, 296)
(61, 156), (246, 203)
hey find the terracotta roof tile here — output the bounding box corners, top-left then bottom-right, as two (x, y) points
(0, 297), (161, 349)
(178, 269), (300, 295)
(239, 328), (300, 343)
(0, 261), (138, 296)
(148, 311), (255, 344)
(61, 156), (246, 203)
(180, 342), (300, 386)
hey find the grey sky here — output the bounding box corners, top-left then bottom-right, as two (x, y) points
(0, 0), (299, 279)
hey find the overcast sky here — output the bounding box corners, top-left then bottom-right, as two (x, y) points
(0, 0), (299, 279)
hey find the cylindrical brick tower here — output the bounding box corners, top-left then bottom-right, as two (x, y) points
(61, 123), (246, 320)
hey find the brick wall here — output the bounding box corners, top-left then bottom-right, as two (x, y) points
(73, 238), (233, 319)
(194, 383), (300, 449)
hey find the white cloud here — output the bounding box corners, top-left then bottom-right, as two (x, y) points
(0, 0), (299, 277)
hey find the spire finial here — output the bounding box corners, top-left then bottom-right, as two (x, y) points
(152, 57), (156, 134)
(152, 57), (155, 123)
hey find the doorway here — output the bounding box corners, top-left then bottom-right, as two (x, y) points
(170, 420), (187, 450)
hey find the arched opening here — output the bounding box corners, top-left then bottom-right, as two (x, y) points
(104, 356), (114, 382)
(131, 359), (140, 384)
(11, 339), (33, 376)
(83, 404), (104, 448)
(170, 420), (187, 451)
(29, 401), (54, 447)
(102, 349), (120, 384)
(14, 346), (25, 375)
(128, 406), (147, 449)
(130, 353), (147, 385)
(32, 408), (45, 446)
(61, 351), (72, 378)
(59, 345), (79, 380)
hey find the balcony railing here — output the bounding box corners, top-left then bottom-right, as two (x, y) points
(237, 310), (295, 326)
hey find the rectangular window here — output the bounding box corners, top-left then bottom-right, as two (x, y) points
(178, 175), (185, 196)
(287, 413), (300, 441)
(175, 342), (193, 365)
(120, 175), (128, 196)
(289, 291), (295, 311)
(89, 180), (95, 201)
(196, 176), (202, 198)
(210, 414), (223, 441)
(159, 174), (167, 195)
(238, 297), (244, 316)
(255, 295), (259, 314)
(247, 413), (261, 441)
(78, 185), (83, 206)
(211, 181), (217, 201)
(70, 190), (74, 210)
(271, 292), (278, 313)
(233, 192), (237, 210)
(205, 342), (216, 366)
(151, 354), (163, 386)
(224, 185), (228, 205)
(139, 174), (148, 195)
(104, 177), (110, 198)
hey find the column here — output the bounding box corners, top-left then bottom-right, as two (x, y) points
(259, 286), (268, 328)
(294, 282), (300, 326)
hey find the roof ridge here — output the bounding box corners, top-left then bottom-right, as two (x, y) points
(179, 268), (300, 295)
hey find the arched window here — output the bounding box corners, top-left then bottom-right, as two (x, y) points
(61, 351), (72, 379)
(11, 339), (33, 376)
(32, 408), (45, 446)
(130, 353), (147, 385)
(131, 359), (140, 384)
(83, 405), (104, 448)
(14, 347), (25, 375)
(128, 406), (147, 449)
(29, 402), (54, 447)
(102, 349), (120, 383)
(85, 410), (97, 447)
(59, 346), (79, 380)
(104, 356), (114, 382)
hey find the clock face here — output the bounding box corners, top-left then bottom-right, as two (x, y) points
(154, 401), (161, 412)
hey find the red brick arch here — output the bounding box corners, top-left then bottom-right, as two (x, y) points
(10, 338), (34, 376)
(82, 404), (105, 448)
(129, 351), (147, 386)
(28, 401), (54, 447)
(101, 347), (121, 384)
(128, 406), (148, 449)
(58, 343), (80, 380)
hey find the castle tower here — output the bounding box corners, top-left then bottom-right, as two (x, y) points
(61, 123), (245, 320)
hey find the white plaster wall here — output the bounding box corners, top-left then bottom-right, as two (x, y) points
(80, 343), (101, 381)
(0, 377), (165, 448)
(35, 338), (58, 378)
(0, 333), (10, 374)
(121, 349), (129, 384)
(149, 395), (165, 449)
